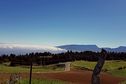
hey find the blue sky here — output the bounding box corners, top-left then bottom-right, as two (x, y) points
(0, 0), (126, 48)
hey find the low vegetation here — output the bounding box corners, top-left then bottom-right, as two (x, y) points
(2, 79), (69, 84)
(0, 60), (126, 84)
(71, 60), (126, 77)
(0, 63), (64, 73)
(20, 79), (69, 84)
(1, 60), (126, 77)
(119, 81), (126, 84)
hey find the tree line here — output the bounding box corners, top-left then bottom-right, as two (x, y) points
(0, 51), (126, 66)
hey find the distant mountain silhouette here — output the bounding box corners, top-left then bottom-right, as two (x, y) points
(57, 45), (100, 52)
(104, 46), (126, 52)
(0, 44), (126, 55)
(57, 45), (126, 52)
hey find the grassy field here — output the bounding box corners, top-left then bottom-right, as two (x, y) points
(20, 79), (69, 84)
(120, 81), (126, 84)
(0, 64), (64, 73)
(71, 60), (126, 77)
(1, 79), (69, 84)
(1, 60), (126, 77)
(0, 60), (126, 84)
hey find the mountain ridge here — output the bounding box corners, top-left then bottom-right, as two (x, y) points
(0, 44), (126, 55)
(57, 45), (126, 52)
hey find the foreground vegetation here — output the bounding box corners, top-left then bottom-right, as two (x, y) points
(120, 81), (126, 84)
(2, 79), (69, 84)
(0, 60), (126, 84)
(71, 60), (126, 77)
(20, 79), (68, 84)
(0, 63), (64, 73)
(1, 60), (126, 78)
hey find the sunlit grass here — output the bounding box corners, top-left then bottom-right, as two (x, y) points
(71, 60), (126, 77)
(0, 64), (64, 73)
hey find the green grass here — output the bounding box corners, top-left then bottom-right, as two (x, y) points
(119, 80), (126, 84)
(71, 60), (126, 77)
(71, 61), (96, 70)
(1, 60), (126, 77)
(103, 61), (126, 71)
(0, 64), (64, 73)
(20, 79), (68, 84)
(108, 69), (126, 77)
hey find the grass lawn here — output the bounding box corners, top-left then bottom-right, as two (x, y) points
(108, 69), (126, 77)
(71, 60), (126, 77)
(1, 60), (126, 77)
(20, 79), (69, 84)
(119, 81), (126, 84)
(0, 64), (64, 73)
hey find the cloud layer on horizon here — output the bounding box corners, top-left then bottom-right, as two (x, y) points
(0, 43), (66, 55)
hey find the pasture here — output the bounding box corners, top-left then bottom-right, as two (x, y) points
(0, 60), (126, 84)
(0, 63), (64, 73)
(71, 60), (126, 77)
(20, 79), (68, 84)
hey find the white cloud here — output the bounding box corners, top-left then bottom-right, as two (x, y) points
(0, 43), (67, 55)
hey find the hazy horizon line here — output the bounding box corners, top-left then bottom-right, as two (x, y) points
(0, 43), (125, 48)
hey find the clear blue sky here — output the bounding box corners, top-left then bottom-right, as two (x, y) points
(0, 0), (126, 48)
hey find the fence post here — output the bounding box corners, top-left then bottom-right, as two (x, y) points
(91, 49), (107, 84)
(29, 55), (33, 84)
